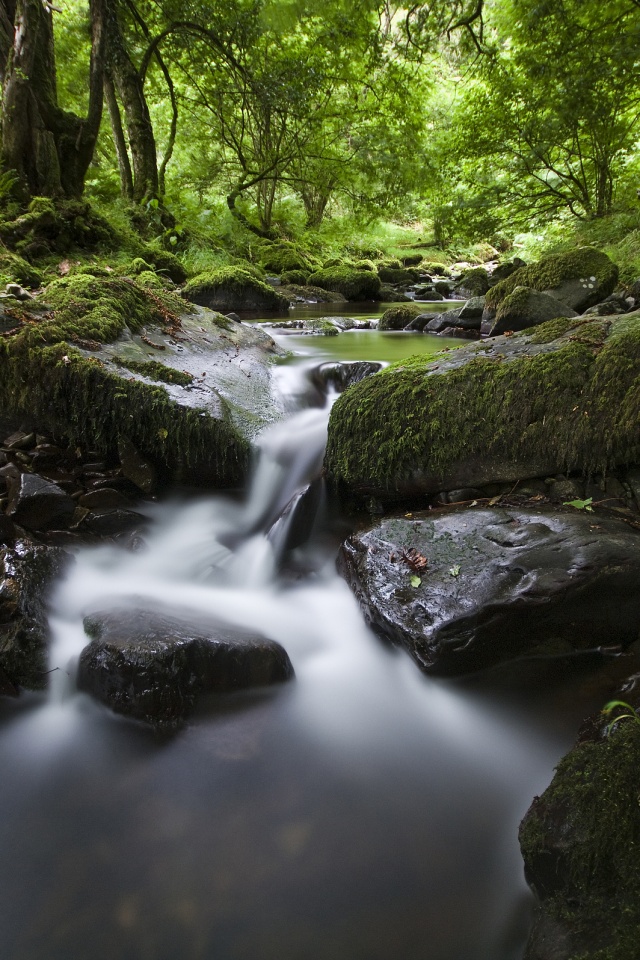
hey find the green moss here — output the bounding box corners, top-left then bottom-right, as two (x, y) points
(526, 315), (579, 343)
(184, 266), (278, 300)
(0, 344), (248, 483)
(0, 251), (42, 288)
(454, 267), (489, 295)
(306, 266), (381, 301)
(324, 313), (640, 493)
(259, 243), (312, 274)
(377, 266), (418, 285)
(280, 269), (309, 286)
(10, 275), (189, 350)
(486, 247), (618, 309)
(520, 723), (640, 958)
(355, 259), (377, 271)
(142, 246), (188, 284)
(307, 319), (339, 336)
(112, 356), (194, 386)
(379, 303), (427, 330)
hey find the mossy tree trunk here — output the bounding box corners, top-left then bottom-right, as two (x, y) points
(104, 0), (158, 204)
(1, 0), (106, 198)
(103, 68), (134, 200)
(0, 0), (16, 86)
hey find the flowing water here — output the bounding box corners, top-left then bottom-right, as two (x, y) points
(0, 320), (633, 960)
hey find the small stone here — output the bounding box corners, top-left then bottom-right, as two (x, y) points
(3, 431), (35, 451)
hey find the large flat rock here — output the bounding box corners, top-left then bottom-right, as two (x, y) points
(337, 506), (640, 676)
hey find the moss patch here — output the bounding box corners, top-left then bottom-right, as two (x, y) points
(12, 274), (189, 349)
(324, 313), (640, 494)
(112, 357), (194, 386)
(183, 266), (287, 310)
(486, 247), (618, 309)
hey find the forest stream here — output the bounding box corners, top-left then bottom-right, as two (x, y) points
(1, 312), (636, 960)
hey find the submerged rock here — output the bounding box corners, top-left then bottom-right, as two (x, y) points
(337, 506), (640, 676)
(77, 606), (294, 725)
(519, 676), (640, 959)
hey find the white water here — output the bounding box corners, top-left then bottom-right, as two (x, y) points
(0, 348), (622, 960)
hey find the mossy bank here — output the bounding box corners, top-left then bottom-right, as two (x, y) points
(0, 274), (287, 488)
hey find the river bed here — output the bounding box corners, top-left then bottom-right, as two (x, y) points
(0, 309), (633, 960)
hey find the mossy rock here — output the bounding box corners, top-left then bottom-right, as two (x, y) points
(0, 251), (42, 288)
(322, 257), (344, 268)
(487, 286), (578, 336)
(380, 258), (402, 269)
(280, 269), (309, 286)
(519, 689), (640, 959)
(379, 302), (428, 330)
(324, 312), (640, 499)
(259, 243), (313, 275)
(355, 260), (377, 272)
(183, 267), (289, 313)
(377, 266), (418, 285)
(452, 267), (490, 298)
(306, 267), (381, 301)
(0, 198), (119, 259)
(485, 248), (618, 315)
(142, 247), (187, 285)
(401, 254), (424, 267)
(423, 262), (452, 277)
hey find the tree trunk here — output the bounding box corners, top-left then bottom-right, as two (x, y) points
(104, 0), (158, 203)
(1, 0), (106, 198)
(104, 69), (133, 199)
(0, 0), (16, 85)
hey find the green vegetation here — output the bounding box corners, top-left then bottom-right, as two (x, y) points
(112, 356), (194, 386)
(325, 313), (640, 494)
(306, 266), (382, 301)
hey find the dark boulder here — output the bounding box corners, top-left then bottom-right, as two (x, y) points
(519, 676), (640, 959)
(77, 606), (294, 725)
(337, 506), (640, 676)
(0, 539), (67, 690)
(7, 472), (76, 531)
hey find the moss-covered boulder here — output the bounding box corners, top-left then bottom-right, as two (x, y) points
(306, 267), (382, 301)
(0, 252), (42, 289)
(0, 275), (288, 489)
(452, 267), (490, 298)
(280, 269), (309, 286)
(324, 312), (640, 499)
(0, 197), (119, 260)
(486, 286), (578, 336)
(141, 247), (188, 285)
(259, 243), (313, 274)
(519, 681), (640, 959)
(377, 266), (419, 285)
(183, 267), (289, 313)
(484, 248), (618, 326)
(378, 302), (427, 330)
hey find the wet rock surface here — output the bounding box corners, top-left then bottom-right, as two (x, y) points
(77, 606), (295, 725)
(0, 539), (67, 690)
(337, 506), (640, 676)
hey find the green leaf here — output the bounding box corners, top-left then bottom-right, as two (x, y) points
(410, 575), (421, 588)
(563, 497), (593, 512)
(449, 564), (461, 577)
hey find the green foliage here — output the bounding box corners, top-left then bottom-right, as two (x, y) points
(112, 356), (194, 386)
(306, 266), (381, 300)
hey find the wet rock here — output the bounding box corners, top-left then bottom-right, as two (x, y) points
(404, 313), (436, 332)
(425, 308), (463, 332)
(3, 430), (35, 451)
(78, 488), (134, 510)
(0, 539), (67, 690)
(311, 361), (382, 394)
(458, 296), (485, 319)
(519, 678), (640, 959)
(77, 606), (294, 724)
(117, 437), (157, 493)
(82, 508), (146, 537)
(7, 473), (76, 531)
(337, 506), (640, 676)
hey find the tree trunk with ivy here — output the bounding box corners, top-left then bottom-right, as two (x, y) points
(103, 0), (158, 204)
(1, 0), (105, 198)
